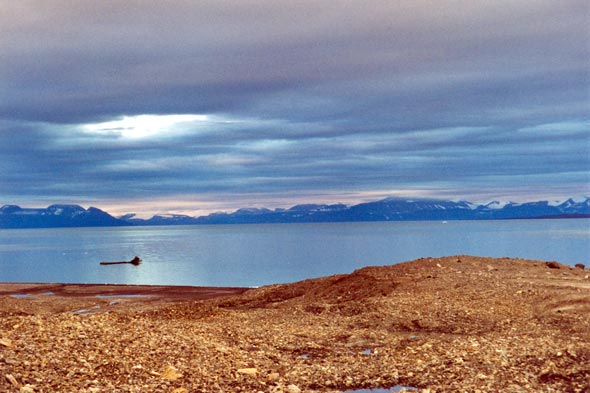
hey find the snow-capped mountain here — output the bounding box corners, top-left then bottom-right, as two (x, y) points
(484, 201), (513, 210)
(191, 203), (349, 224)
(0, 204), (125, 228)
(474, 198), (590, 219)
(557, 198), (590, 214)
(345, 197), (478, 221)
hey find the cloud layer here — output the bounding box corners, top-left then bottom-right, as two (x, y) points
(1, 1), (589, 216)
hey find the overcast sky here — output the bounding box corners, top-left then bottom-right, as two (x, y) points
(1, 1), (589, 217)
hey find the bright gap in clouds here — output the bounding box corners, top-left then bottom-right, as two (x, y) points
(82, 114), (209, 138)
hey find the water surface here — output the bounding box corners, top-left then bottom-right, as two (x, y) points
(0, 219), (588, 287)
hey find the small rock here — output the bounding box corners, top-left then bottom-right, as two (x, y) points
(159, 365), (182, 381)
(0, 337), (12, 347)
(20, 385), (35, 393)
(546, 262), (560, 269)
(237, 368), (258, 375)
(575, 263), (585, 269)
(287, 385), (301, 393)
(6, 374), (19, 387)
(215, 345), (229, 353)
(171, 388), (188, 393)
(267, 372), (280, 382)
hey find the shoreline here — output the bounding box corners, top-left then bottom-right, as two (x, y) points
(1, 255), (589, 392)
(0, 282), (250, 299)
(0, 282), (251, 317)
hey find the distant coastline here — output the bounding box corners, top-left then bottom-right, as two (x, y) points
(1, 196), (589, 229)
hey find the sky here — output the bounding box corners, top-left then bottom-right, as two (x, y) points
(1, 1), (589, 218)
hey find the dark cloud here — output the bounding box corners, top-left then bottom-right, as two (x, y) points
(0, 1), (588, 213)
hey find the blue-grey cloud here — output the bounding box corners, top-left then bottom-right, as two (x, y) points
(0, 1), (588, 214)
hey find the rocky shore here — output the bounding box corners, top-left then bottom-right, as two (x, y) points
(1, 256), (589, 392)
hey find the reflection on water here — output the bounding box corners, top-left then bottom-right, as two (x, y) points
(0, 219), (588, 287)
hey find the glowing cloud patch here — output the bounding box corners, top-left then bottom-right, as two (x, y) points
(82, 114), (209, 138)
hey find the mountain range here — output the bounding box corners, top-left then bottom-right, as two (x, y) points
(1, 197), (588, 229)
(0, 204), (125, 229)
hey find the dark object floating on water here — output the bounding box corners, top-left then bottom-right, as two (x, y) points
(100, 256), (142, 266)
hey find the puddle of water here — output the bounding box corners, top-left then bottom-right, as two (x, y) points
(9, 291), (56, 298)
(72, 305), (101, 315)
(343, 386), (416, 393)
(10, 293), (34, 299)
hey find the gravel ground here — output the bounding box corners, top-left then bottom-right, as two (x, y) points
(1, 255), (589, 392)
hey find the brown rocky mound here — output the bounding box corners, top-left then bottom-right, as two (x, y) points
(1, 255), (589, 392)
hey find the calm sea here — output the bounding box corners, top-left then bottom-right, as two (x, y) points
(0, 219), (588, 287)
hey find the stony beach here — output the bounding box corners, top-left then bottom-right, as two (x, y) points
(1, 255), (589, 392)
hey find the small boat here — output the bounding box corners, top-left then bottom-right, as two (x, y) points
(100, 256), (142, 266)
